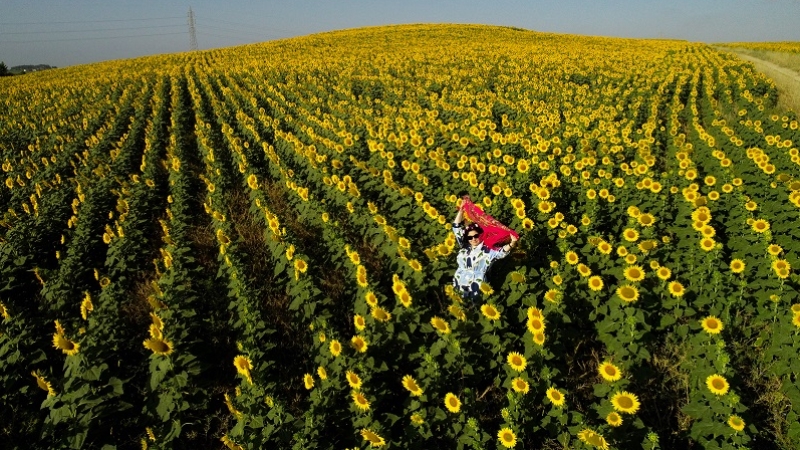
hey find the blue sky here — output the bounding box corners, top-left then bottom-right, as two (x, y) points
(1, 0), (799, 68)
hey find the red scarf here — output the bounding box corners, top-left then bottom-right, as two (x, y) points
(461, 198), (519, 250)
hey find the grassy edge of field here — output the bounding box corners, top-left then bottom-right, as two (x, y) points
(714, 46), (800, 113)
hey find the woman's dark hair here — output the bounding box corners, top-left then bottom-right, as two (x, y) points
(462, 223), (484, 248)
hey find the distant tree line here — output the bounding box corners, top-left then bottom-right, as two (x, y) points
(0, 62), (57, 77)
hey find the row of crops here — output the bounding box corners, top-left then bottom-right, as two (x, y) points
(1, 24), (800, 449)
(719, 42), (800, 54)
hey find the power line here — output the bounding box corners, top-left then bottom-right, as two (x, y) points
(0, 16), (184, 26)
(0, 24), (184, 35)
(201, 24), (284, 40)
(0, 32), (187, 44)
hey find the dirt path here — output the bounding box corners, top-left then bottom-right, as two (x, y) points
(716, 46), (800, 112)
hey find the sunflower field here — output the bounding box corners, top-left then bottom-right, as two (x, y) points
(1, 24), (800, 450)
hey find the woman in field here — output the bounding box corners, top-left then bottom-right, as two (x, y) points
(452, 195), (518, 301)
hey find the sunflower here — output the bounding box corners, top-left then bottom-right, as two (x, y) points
(616, 285), (639, 303)
(402, 375), (424, 396)
(511, 377), (530, 394)
(610, 391), (640, 414)
(623, 228), (639, 242)
(298, 372), (314, 390)
(354, 314), (366, 331)
(527, 316), (545, 334)
(730, 259), (745, 273)
(233, 355), (253, 383)
(598, 361), (622, 382)
(444, 392), (461, 413)
(507, 352), (527, 372)
(606, 412), (622, 427)
(637, 213), (655, 227)
(527, 307), (543, 319)
(544, 289), (561, 304)
(360, 428), (386, 447)
(566, 251), (579, 265)
(497, 427), (517, 449)
(80, 292), (93, 320)
(546, 387), (565, 407)
(31, 370), (56, 396)
(532, 332), (546, 346)
(656, 266), (671, 280)
(449, 303), (466, 321)
(398, 290), (412, 308)
(597, 242), (612, 255)
(706, 374), (729, 395)
(317, 366), (327, 380)
(142, 336), (173, 356)
(351, 335), (368, 353)
(625, 254), (638, 264)
(699, 238), (716, 252)
(668, 281), (685, 297)
(352, 391), (371, 411)
(577, 429), (609, 450)
(623, 266), (645, 282)
(481, 303), (501, 321)
(751, 219), (770, 233)
(577, 264), (592, 277)
(371, 307), (391, 322)
(588, 276), (604, 291)
(346, 370), (362, 389)
(329, 340), (342, 357)
(767, 244), (782, 256)
(700, 316), (723, 334)
(793, 313), (800, 329)
(728, 415), (745, 432)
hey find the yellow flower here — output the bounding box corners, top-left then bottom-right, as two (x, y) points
(354, 314), (366, 331)
(346, 370), (362, 389)
(598, 361), (622, 382)
(588, 276), (604, 291)
(700, 316), (723, 334)
(706, 374), (729, 395)
(623, 266), (645, 282)
(360, 428), (386, 447)
(616, 285), (639, 303)
(751, 219), (770, 233)
(668, 281), (685, 297)
(637, 213), (655, 227)
(444, 392), (461, 413)
(532, 331), (545, 346)
(507, 352), (527, 372)
(728, 415), (745, 432)
(402, 375), (424, 396)
(317, 366), (327, 380)
(611, 391), (640, 414)
(371, 307), (391, 322)
(497, 427), (517, 448)
(329, 339), (342, 357)
(143, 337), (172, 356)
(303, 373), (314, 390)
(351, 335), (368, 353)
(527, 316), (545, 334)
(699, 238), (716, 252)
(430, 316), (451, 334)
(623, 228), (639, 242)
(546, 387), (565, 407)
(577, 428), (609, 450)
(565, 251), (579, 265)
(352, 390), (370, 411)
(657, 266), (672, 280)
(31, 370), (56, 396)
(511, 377), (530, 394)
(544, 289), (561, 303)
(481, 303), (501, 321)
(80, 292), (93, 320)
(410, 413), (424, 426)
(233, 355), (253, 384)
(606, 412), (622, 427)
